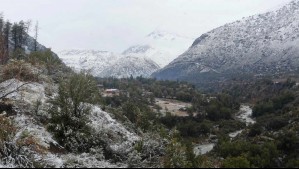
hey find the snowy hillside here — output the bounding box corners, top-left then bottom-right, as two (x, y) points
(0, 78), (139, 168)
(57, 50), (121, 76)
(153, 0), (299, 82)
(123, 30), (194, 67)
(100, 56), (160, 78)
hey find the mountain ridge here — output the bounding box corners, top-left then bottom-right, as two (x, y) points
(153, 0), (299, 84)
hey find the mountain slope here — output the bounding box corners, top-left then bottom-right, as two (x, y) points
(123, 30), (194, 67)
(100, 56), (160, 78)
(58, 50), (160, 78)
(58, 50), (121, 75)
(153, 0), (299, 83)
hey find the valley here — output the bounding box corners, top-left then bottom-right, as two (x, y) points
(0, 0), (299, 168)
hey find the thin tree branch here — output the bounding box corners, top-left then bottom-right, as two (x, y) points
(0, 82), (30, 100)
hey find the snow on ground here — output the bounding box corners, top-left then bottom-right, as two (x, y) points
(89, 106), (140, 153)
(0, 163), (16, 168)
(0, 79), (47, 104)
(62, 153), (126, 168)
(229, 130), (244, 138)
(194, 143), (215, 156)
(13, 114), (60, 150)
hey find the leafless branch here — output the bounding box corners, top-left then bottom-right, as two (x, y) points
(0, 82), (30, 100)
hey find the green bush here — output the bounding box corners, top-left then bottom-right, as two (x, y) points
(217, 140), (279, 168)
(222, 156), (250, 168)
(48, 72), (100, 152)
(27, 49), (62, 74)
(253, 91), (295, 117)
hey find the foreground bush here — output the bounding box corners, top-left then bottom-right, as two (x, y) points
(48, 72), (100, 152)
(0, 116), (33, 167)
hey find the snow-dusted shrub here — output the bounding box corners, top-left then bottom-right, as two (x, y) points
(0, 116), (33, 168)
(128, 133), (167, 168)
(47, 72), (101, 153)
(0, 142), (33, 168)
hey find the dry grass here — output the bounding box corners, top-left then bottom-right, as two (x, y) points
(0, 115), (16, 144)
(17, 135), (48, 155)
(1, 60), (39, 82)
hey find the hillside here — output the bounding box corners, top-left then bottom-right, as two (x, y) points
(153, 0), (299, 86)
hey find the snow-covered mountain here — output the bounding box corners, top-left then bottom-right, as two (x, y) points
(58, 30), (193, 78)
(58, 50), (121, 75)
(123, 30), (194, 67)
(100, 56), (160, 78)
(153, 0), (299, 83)
(57, 50), (160, 78)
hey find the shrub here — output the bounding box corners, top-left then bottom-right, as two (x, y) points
(0, 116), (16, 144)
(248, 124), (263, 137)
(217, 140), (279, 168)
(222, 156), (250, 168)
(0, 116), (33, 167)
(48, 72), (100, 152)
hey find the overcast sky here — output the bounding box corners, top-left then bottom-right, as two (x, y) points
(0, 0), (293, 53)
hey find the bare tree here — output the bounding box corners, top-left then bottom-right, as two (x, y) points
(33, 21), (39, 51)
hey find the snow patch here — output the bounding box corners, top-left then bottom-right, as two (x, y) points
(194, 143), (215, 156)
(0, 79), (47, 104)
(229, 130), (243, 138)
(236, 105), (256, 126)
(89, 106), (140, 152)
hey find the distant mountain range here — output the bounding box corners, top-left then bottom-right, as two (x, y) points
(153, 0), (299, 84)
(57, 30), (193, 78)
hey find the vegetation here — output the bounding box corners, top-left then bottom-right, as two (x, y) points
(27, 50), (62, 74)
(47, 72), (101, 152)
(253, 91), (295, 117)
(1, 60), (39, 82)
(97, 77), (199, 103)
